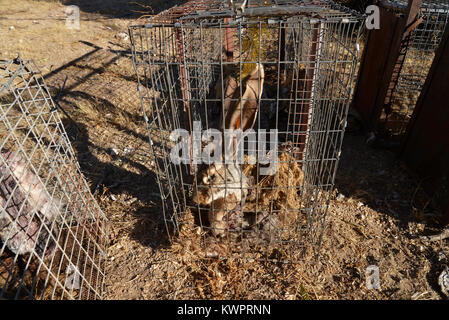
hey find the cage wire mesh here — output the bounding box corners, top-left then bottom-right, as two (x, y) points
(0, 58), (108, 299)
(381, 0), (449, 136)
(129, 0), (364, 262)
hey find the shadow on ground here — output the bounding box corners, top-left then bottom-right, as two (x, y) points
(42, 39), (172, 249)
(335, 132), (443, 234)
(61, 0), (186, 19)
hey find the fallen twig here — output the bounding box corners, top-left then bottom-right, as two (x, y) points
(339, 218), (369, 239)
(421, 228), (449, 242)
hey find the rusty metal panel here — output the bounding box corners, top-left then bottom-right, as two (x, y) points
(352, 6), (407, 132)
(352, 0), (427, 136)
(400, 22), (449, 223)
(383, 0), (423, 112)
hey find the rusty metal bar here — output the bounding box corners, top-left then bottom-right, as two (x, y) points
(224, 18), (234, 62)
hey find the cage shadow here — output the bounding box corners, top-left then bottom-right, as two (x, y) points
(334, 134), (442, 231)
(37, 41), (172, 249)
(60, 0), (187, 19)
(62, 118), (171, 249)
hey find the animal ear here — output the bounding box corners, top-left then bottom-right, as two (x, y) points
(222, 75), (239, 120)
(214, 71), (238, 131)
(226, 63), (264, 132)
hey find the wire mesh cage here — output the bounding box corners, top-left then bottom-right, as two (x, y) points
(381, 0), (449, 136)
(0, 58), (108, 299)
(129, 0), (364, 261)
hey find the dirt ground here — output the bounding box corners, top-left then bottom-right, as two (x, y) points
(1, 0), (448, 300)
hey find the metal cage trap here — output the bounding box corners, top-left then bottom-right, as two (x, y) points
(381, 0), (449, 136)
(0, 58), (108, 299)
(129, 0), (364, 261)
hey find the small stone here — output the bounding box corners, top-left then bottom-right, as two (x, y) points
(110, 148), (120, 156)
(117, 32), (129, 41)
(411, 292), (420, 300)
(285, 293), (296, 300)
(9, 26), (15, 30)
(125, 197), (138, 205)
(336, 193), (345, 201)
(205, 251), (218, 258)
(110, 194), (117, 201)
(366, 132), (376, 144)
(438, 252), (448, 262)
(123, 147), (133, 155)
(357, 201), (364, 208)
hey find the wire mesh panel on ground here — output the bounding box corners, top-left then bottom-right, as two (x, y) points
(129, 0), (364, 262)
(381, 0), (449, 136)
(0, 58), (108, 299)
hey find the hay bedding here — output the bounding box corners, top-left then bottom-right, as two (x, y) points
(242, 152), (304, 214)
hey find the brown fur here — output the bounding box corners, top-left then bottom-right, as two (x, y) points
(191, 163), (249, 206)
(225, 64), (264, 132)
(208, 193), (239, 237)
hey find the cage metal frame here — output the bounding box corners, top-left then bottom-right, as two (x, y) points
(0, 57), (108, 299)
(380, 0), (449, 136)
(129, 0), (364, 261)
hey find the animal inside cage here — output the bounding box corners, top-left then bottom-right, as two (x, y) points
(0, 58), (108, 299)
(129, 0), (364, 261)
(381, 0), (449, 136)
